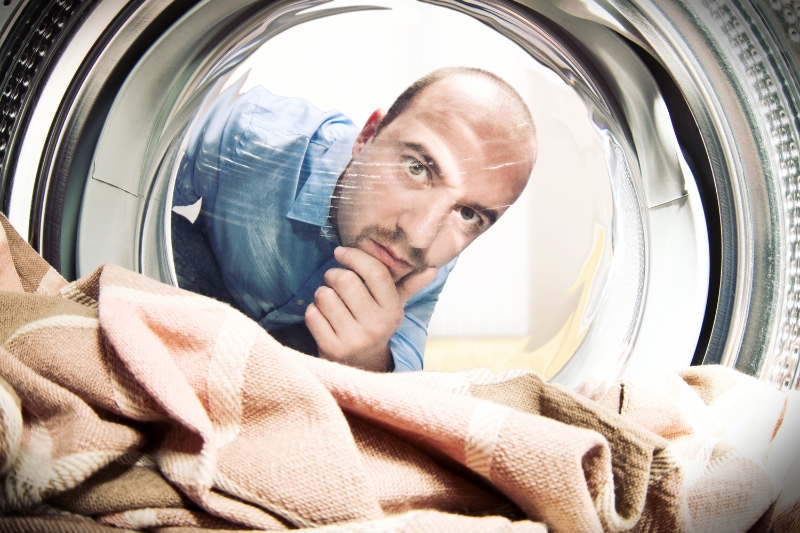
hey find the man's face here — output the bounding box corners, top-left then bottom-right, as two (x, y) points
(334, 76), (534, 283)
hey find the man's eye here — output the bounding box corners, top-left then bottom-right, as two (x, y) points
(403, 157), (428, 181)
(458, 206), (482, 226)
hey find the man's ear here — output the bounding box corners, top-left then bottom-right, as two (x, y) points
(352, 109), (386, 158)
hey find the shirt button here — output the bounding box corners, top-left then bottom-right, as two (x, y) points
(296, 299), (305, 306)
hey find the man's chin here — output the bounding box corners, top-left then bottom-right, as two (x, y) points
(372, 256), (413, 284)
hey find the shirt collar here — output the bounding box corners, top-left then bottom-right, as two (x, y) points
(285, 132), (357, 242)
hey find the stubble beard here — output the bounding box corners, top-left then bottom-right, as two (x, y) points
(330, 166), (429, 282)
(352, 225), (429, 281)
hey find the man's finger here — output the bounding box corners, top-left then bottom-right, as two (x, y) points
(324, 268), (380, 323)
(396, 267), (438, 305)
(333, 247), (399, 309)
(305, 303), (341, 355)
(312, 285), (357, 336)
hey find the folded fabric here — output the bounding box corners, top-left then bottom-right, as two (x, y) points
(0, 213), (797, 532)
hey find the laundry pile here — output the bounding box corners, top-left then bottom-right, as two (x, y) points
(0, 213), (797, 533)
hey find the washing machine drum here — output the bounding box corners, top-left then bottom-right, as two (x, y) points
(2, 0), (799, 390)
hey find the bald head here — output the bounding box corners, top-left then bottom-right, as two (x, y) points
(376, 67), (538, 173)
(334, 66), (539, 277)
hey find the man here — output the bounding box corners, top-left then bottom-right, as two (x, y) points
(172, 67), (537, 372)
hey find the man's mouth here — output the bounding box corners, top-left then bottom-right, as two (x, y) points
(367, 239), (412, 274)
(349, 225), (428, 281)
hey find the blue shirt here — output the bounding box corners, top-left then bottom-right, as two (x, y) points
(172, 85), (455, 371)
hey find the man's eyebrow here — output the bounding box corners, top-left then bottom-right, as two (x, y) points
(403, 142), (443, 177)
(402, 142), (500, 225)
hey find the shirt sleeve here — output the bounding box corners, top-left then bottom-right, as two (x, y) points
(389, 258), (458, 372)
(175, 85), (358, 321)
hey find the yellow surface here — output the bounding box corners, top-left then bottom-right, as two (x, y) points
(424, 225), (605, 379)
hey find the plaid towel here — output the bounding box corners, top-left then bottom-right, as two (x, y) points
(0, 213), (797, 532)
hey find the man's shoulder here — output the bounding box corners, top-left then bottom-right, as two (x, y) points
(232, 86), (358, 147)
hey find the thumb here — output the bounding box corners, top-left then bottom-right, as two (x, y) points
(396, 267), (438, 305)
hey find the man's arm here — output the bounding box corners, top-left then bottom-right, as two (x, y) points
(304, 247), (437, 372)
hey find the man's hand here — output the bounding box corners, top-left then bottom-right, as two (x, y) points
(304, 247), (437, 372)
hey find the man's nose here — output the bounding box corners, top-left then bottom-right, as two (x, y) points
(398, 196), (451, 250)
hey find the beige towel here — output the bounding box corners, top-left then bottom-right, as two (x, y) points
(0, 214), (796, 532)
